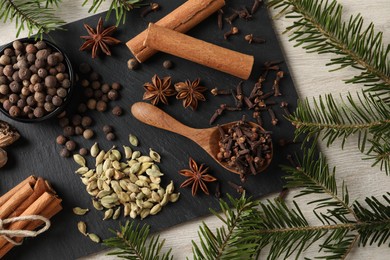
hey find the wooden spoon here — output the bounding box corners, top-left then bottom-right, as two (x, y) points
(131, 102), (273, 174)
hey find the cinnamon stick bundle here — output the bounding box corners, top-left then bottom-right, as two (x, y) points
(127, 0), (225, 62)
(144, 23), (254, 79)
(0, 176), (62, 257)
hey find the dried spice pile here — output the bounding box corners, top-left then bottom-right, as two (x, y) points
(217, 116), (272, 182)
(72, 139), (179, 222)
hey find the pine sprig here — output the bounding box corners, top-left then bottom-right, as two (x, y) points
(282, 148), (354, 224)
(192, 193), (260, 260)
(0, 0), (65, 38)
(82, 0), (147, 25)
(267, 0), (390, 99)
(288, 92), (390, 174)
(104, 221), (173, 260)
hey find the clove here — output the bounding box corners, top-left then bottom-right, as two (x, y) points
(267, 107), (278, 126)
(244, 34), (266, 44)
(280, 101), (291, 116)
(228, 181), (245, 194)
(217, 9), (224, 30)
(251, 0), (263, 15)
(234, 7), (252, 20)
(224, 26), (239, 40)
(225, 12), (239, 24)
(272, 70), (284, 96)
(140, 3), (160, 18)
(211, 87), (231, 96)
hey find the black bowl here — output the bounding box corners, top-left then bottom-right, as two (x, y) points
(0, 38), (74, 123)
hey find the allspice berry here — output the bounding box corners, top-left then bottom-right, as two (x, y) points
(83, 129), (94, 140)
(112, 105), (123, 116)
(96, 100), (107, 112)
(102, 125), (113, 134)
(106, 132), (116, 141)
(107, 89), (119, 101)
(79, 148), (88, 156)
(56, 135), (67, 145)
(163, 60), (174, 69)
(59, 148), (70, 158)
(127, 58), (139, 70)
(65, 140), (77, 151)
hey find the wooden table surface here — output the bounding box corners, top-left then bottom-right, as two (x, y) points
(1, 0), (389, 259)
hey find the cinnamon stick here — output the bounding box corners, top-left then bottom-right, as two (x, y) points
(8, 178), (47, 218)
(0, 192), (55, 249)
(0, 182), (34, 219)
(0, 176), (36, 207)
(127, 0), (225, 62)
(0, 197), (62, 257)
(144, 23), (254, 79)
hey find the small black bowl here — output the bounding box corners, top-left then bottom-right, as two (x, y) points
(0, 38), (74, 123)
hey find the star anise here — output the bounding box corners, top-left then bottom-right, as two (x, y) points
(175, 78), (207, 110)
(143, 75), (176, 105)
(179, 157), (217, 196)
(79, 17), (121, 59)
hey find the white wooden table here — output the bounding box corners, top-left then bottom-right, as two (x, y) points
(1, 1), (389, 259)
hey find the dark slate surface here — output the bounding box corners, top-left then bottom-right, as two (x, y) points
(0, 1), (301, 259)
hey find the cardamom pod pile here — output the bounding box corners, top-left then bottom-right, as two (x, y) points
(73, 140), (180, 221)
(0, 120), (20, 168)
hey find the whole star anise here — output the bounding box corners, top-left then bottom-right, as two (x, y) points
(179, 157), (217, 196)
(175, 78), (207, 110)
(143, 75), (176, 105)
(79, 17), (121, 58)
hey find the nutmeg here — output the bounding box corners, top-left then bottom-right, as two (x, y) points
(0, 120), (20, 148)
(0, 148), (7, 168)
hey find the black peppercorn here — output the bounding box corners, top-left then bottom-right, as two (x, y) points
(36, 49), (50, 60)
(57, 87), (67, 98)
(0, 84), (9, 95)
(2, 100), (12, 111)
(44, 102), (55, 112)
(18, 67), (31, 80)
(37, 68), (47, 78)
(47, 54), (58, 66)
(62, 79), (71, 88)
(87, 99), (97, 110)
(9, 93), (19, 104)
(25, 44), (37, 54)
(83, 129), (94, 139)
(12, 40), (24, 51)
(111, 82), (121, 90)
(72, 114), (82, 126)
(9, 81), (21, 93)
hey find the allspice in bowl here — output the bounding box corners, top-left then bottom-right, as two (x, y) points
(0, 38), (74, 123)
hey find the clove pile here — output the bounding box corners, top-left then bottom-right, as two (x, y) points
(217, 116), (272, 182)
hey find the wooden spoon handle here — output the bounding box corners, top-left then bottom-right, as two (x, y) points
(131, 102), (197, 139)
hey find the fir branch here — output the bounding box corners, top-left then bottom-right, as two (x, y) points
(82, 0), (147, 25)
(104, 221), (173, 260)
(192, 193), (260, 260)
(0, 0), (65, 38)
(288, 92), (390, 174)
(282, 148), (355, 223)
(267, 0), (390, 99)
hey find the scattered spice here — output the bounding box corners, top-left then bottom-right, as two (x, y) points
(175, 78), (207, 110)
(244, 34), (266, 44)
(251, 0), (263, 14)
(162, 60), (174, 69)
(79, 17), (121, 59)
(179, 157), (217, 196)
(143, 75), (176, 105)
(140, 2), (160, 18)
(112, 105), (123, 116)
(127, 58), (139, 70)
(224, 26), (239, 40)
(217, 9), (224, 30)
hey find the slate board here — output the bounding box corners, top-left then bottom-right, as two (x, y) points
(0, 1), (300, 259)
